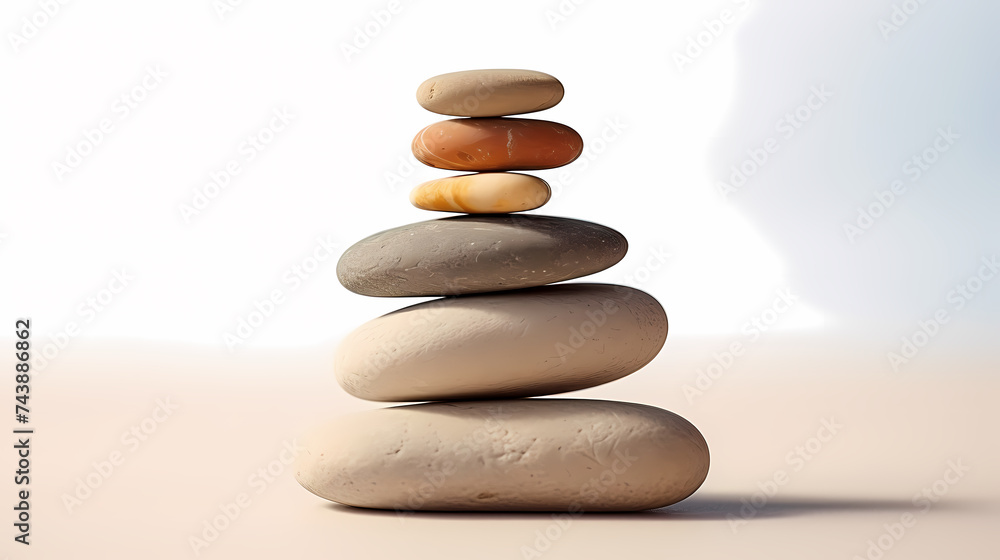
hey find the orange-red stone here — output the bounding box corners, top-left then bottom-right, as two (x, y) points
(411, 118), (583, 171)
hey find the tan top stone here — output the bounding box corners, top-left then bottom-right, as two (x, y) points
(416, 69), (564, 117)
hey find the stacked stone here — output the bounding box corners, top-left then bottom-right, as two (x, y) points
(295, 70), (710, 512)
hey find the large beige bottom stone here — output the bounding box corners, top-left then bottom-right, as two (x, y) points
(295, 399), (709, 512)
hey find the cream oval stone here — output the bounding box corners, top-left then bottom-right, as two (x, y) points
(335, 283), (667, 402)
(295, 399), (709, 511)
(416, 69), (564, 117)
(409, 172), (551, 213)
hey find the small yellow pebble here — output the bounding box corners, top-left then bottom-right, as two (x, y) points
(409, 172), (551, 214)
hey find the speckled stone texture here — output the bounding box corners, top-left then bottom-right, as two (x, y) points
(294, 399), (710, 512)
(335, 215), (627, 297)
(335, 283), (668, 401)
(416, 69), (564, 117)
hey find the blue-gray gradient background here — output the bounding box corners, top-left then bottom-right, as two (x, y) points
(711, 0), (999, 336)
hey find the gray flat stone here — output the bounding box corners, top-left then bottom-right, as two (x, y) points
(336, 215), (628, 297)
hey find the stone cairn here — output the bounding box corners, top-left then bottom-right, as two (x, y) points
(295, 69), (709, 512)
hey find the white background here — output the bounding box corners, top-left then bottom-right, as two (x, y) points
(0, 2), (996, 364)
(8, 0), (953, 353)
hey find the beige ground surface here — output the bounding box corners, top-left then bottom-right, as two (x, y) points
(4, 333), (998, 559)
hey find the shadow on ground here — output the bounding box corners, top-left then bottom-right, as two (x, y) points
(324, 494), (994, 521)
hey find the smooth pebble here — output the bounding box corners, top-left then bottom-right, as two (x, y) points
(409, 172), (550, 213)
(416, 69), (564, 117)
(335, 283), (668, 401)
(336, 215), (626, 297)
(411, 118), (583, 171)
(295, 399), (710, 511)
